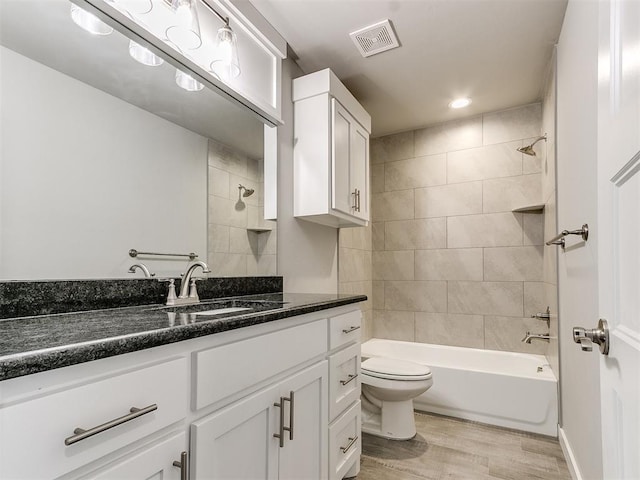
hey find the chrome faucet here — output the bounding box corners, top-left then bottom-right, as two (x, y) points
(169, 261), (210, 305)
(128, 263), (155, 278)
(522, 332), (551, 344)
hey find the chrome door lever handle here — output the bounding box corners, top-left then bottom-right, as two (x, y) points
(572, 319), (609, 355)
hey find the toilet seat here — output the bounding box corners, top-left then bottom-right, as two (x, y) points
(362, 357), (432, 381)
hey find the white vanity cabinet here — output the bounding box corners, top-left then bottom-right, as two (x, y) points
(0, 303), (363, 480)
(293, 69), (371, 228)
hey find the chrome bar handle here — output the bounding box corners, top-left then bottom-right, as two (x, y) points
(273, 397), (285, 447)
(340, 374), (358, 386)
(283, 391), (294, 440)
(129, 249), (197, 260)
(342, 325), (361, 334)
(352, 190), (358, 210)
(172, 451), (188, 480)
(356, 189), (361, 212)
(340, 436), (359, 454)
(64, 404), (157, 446)
(573, 319), (609, 355)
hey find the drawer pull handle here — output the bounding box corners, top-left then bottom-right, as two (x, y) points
(340, 435), (359, 454)
(64, 404), (157, 446)
(173, 451), (188, 480)
(342, 325), (360, 334)
(340, 374), (358, 386)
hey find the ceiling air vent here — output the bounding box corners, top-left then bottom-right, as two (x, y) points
(349, 19), (400, 58)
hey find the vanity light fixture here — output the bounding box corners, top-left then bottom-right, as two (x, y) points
(165, 0), (202, 51)
(106, 0), (153, 15)
(129, 40), (164, 66)
(211, 21), (240, 79)
(448, 97), (472, 109)
(70, 4), (113, 35)
(175, 69), (204, 91)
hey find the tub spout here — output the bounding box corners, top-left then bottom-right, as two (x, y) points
(522, 332), (551, 344)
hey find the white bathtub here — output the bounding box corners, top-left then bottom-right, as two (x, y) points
(361, 338), (558, 436)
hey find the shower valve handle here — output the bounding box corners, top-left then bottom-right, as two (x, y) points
(572, 319), (609, 355)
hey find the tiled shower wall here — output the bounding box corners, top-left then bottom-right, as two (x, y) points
(207, 139), (277, 276)
(369, 104), (550, 354)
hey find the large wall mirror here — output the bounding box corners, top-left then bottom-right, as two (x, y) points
(0, 0), (277, 280)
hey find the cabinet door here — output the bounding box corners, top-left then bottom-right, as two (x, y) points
(81, 433), (186, 480)
(278, 362), (328, 480)
(331, 99), (352, 216)
(350, 121), (369, 221)
(190, 384), (280, 480)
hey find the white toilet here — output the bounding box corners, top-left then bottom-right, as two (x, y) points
(360, 356), (433, 440)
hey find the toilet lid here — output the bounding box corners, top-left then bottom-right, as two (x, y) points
(362, 357), (432, 381)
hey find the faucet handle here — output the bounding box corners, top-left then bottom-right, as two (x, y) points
(163, 278), (177, 305)
(188, 279), (200, 301)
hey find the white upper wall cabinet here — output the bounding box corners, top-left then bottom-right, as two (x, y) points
(293, 69), (371, 228)
(84, 0), (286, 125)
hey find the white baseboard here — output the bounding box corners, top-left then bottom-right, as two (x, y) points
(558, 426), (584, 480)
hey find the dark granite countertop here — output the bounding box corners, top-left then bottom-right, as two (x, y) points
(0, 292), (366, 381)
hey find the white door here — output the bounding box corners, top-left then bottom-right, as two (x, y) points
(597, 0), (640, 478)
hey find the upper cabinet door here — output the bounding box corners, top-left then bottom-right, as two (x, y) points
(350, 121), (369, 221)
(332, 100), (354, 216)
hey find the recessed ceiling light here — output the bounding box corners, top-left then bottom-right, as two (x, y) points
(449, 98), (472, 109)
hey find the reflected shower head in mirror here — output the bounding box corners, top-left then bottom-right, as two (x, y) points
(517, 134), (547, 156)
(238, 184), (254, 197)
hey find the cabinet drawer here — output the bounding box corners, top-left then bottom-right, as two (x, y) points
(329, 400), (361, 480)
(329, 310), (361, 350)
(194, 319), (328, 410)
(0, 357), (188, 480)
(329, 342), (360, 422)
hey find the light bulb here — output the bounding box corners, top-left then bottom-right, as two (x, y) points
(70, 4), (113, 36)
(175, 70), (203, 91)
(211, 24), (240, 80)
(448, 98), (472, 109)
(129, 41), (164, 66)
(166, 0), (202, 51)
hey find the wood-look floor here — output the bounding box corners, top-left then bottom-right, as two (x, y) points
(358, 412), (572, 480)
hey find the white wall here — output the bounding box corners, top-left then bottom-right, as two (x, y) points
(277, 56), (338, 293)
(0, 46), (208, 279)
(556, 1), (603, 478)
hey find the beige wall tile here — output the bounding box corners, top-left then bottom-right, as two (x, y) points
(372, 222), (385, 251)
(208, 139), (248, 177)
(385, 218), (447, 250)
(209, 196), (248, 228)
(415, 248), (483, 281)
(373, 251), (414, 281)
(339, 228), (354, 249)
(482, 104), (542, 145)
(373, 281), (384, 310)
(208, 252), (247, 277)
(340, 280), (373, 313)
(447, 142), (523, 184)
(385, 280), (447, 312)
(371, 164), (385, 193)
(483, 174), (542, 213)
(229, 227), (258, 255)
(372, 310), (415, 341)
(524, 213), (544, 246)
(415, 116), (483, 156)
(448, 281), (523, 317)
(484, 316), (547, 354)
(385, 154), (446, 191)
(484, 246), (543, 281)
(415, 313), (484, 348)
(371, 190), (414, 222)
(207, 224), (229, 253)
(339, 248), (372, 282)
(362, 309), (374, 342)
(447, 213), (523, 248)
(258, 230), (277, 255)
(209, 166), (230, 198)
(370, 131), (414, 164)
(352, 224), (372, 251)
(415, 182), (482, 218)
(257, 254), (276, 276)
(524, 282), (546, 318)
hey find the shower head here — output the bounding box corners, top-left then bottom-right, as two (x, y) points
(517, 134), (547, 156)
(238, 184), (254, 197)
